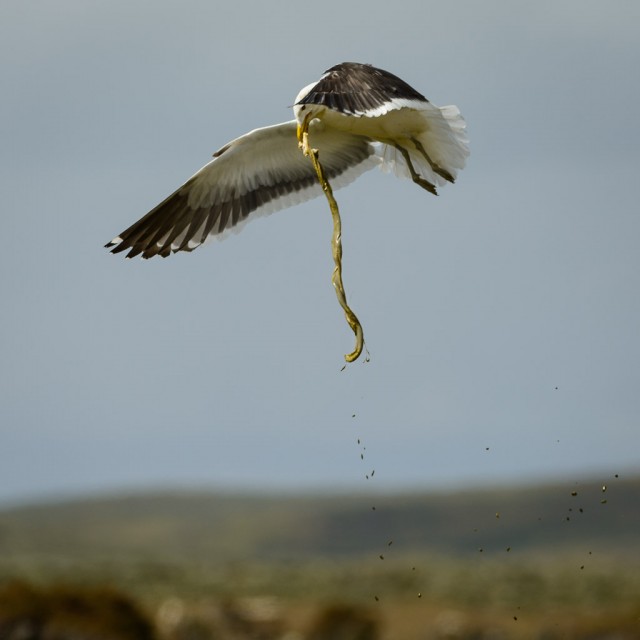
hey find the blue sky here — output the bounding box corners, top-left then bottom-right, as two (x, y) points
(1, 0), (638, 504)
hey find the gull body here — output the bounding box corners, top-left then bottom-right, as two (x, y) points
(106, 62), (468, 259)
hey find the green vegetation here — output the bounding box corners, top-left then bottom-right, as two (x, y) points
(0, 475), (638, 638)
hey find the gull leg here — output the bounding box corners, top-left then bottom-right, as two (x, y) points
(411, 137), (455, 184)
(393, 144), (438, 195)
(297, 111), (315, 155)
(298, 112), (365, 364)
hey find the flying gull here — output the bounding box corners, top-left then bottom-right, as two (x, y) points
(105, 62), (469, 259)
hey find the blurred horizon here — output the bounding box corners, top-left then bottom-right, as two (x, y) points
(2, 467), (636, 511)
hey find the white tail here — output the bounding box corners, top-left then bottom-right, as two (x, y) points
(377, 102), (469, 190)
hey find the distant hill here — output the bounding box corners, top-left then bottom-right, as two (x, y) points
(1, 475), (637, 565)
(1, 479), (639, 637)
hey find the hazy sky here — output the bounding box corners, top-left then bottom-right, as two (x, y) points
(1, 1), (638, 505)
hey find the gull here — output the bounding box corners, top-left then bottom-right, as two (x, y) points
(105, 62), (468, 259)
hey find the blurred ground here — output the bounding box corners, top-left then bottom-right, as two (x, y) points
(1, 476), (638, 638)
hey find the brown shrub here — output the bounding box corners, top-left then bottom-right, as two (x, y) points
(0, 580), (155, 640)
(306, 603), (379, 640)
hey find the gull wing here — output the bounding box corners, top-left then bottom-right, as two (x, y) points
(106, 120), (378, 259)
(296, 62), (429, 117)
